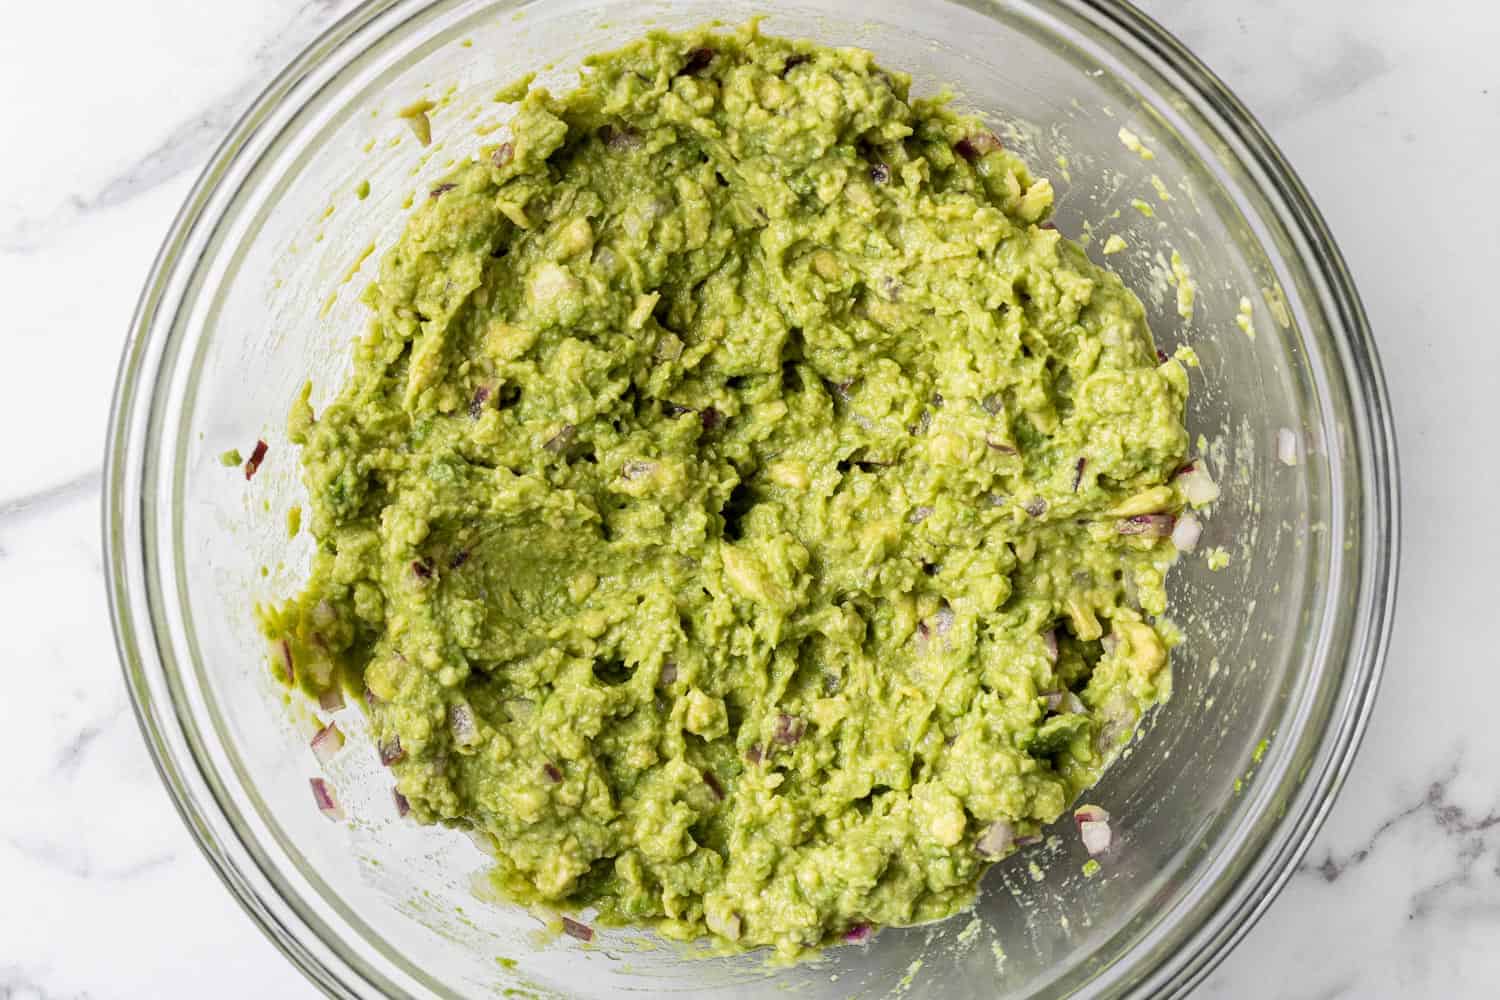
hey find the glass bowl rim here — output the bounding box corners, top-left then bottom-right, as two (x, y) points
(102, 0), (1401, 996)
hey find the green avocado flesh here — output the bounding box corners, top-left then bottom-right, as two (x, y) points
(263, 23), (1191, 959)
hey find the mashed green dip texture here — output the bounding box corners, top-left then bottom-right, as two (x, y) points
(266, 24), (1190, 958)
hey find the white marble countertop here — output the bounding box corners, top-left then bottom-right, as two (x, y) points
(1, 1), (1494, 996)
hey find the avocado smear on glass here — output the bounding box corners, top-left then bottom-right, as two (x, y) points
(263, 23), (1192, 960)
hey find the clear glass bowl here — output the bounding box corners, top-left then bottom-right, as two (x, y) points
(104, 0), (1399, 996)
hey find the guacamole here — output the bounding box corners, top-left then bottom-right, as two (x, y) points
(265, 23), (1191, 959)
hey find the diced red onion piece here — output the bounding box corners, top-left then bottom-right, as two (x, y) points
(1174, 463), (1220, 506)
(319, 687), (346, 712)
(1015, 834), (1043, 848)
(1172, 511), (1204, 553)
(279, 639), (295, 684)
(310, 777), (344, 821)
(703, 770), (724, 800)
(954, 131), (1003, 161)
(985, 435), (1017, 455)
(1042, 628), (1059, 664)
(491, 142), (514, 168)
(975, 819), (1015, 858)
(1071, 457), (1086, 492)
(1023, 496), (1048, 517)
(746, 744), (764, 765)
(1277, 427), (1299, 466)
(774, 714), (806, 746)
(1080, 819), (1113, 856)
(543, 762), (563, 783)
(843, 922), (873, 944)
(1117, 514), (1176, 537)
(932, 605), (955, 638)
(700, 406), (722, 431)
(393, 787), (410, 817)
(469, 384), (492, 419)
(450, 704), (479, 747)
(622, 460), (656, 481)
(544, 424), (576, 453)
(310, 722), (345, 767)
(562, 917), (594, 942)
(244, 439), (268, 481)
(681, 47), (714, 75)
(601, 125), (643, 151)
(379, 736), (405, 767)
(1073, 804), (1111, 828)
(411, 558), (433, 580)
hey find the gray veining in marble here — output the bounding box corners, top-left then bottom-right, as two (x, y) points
(2, 0), (360, 255)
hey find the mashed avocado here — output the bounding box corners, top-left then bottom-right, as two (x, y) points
(264, 23), (1191, 959)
